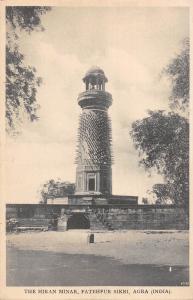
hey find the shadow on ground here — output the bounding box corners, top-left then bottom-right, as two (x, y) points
(7, 247), (189, 286)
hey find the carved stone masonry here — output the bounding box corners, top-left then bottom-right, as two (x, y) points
(75, 67), (113, 195)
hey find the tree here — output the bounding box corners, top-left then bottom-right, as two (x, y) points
(131, 110), (189, 208)
(142, 197), (148, 205)
(130, 39), (189, 209)
(163, 38), (189, 111)
(6, 6), (51, 133)
(39, 179), (75, 204)
(151, 184), (172, 205)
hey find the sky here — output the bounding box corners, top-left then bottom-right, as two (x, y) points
(5, 6), (189, 203)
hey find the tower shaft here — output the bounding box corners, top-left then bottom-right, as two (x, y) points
(75, 67), (113, 195)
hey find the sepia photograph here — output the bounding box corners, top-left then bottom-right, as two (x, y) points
(1, 1), (192, 298)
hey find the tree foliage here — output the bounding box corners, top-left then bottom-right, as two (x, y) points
(39, 179), (75, 204)
(6, 7), (51, 32)
(131, 110), (189, 207)
(6, 45), (42, 129)
(6, 6), (51, 133)
(164, 38), (189, 111)
(130, 38), (189, 209)
(142, 197), (148, 205)
(151, 184), (172, 205)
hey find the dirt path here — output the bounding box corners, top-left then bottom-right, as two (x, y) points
(7, 230), (189, 266)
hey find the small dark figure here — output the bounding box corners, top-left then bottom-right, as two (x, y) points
(88, 233), (94, 243)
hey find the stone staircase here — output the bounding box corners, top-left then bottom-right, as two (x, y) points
(89, 210), (114, 231)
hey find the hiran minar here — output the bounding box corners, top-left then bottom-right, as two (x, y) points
(75, 67), (113, 195)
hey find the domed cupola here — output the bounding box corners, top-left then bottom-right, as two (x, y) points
(77, 66), (112, 109)
(83, 66), (108, 91)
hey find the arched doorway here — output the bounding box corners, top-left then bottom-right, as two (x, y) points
(67, 213), (90, 230)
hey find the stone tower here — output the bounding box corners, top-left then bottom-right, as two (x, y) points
(75, 67), (113, 195)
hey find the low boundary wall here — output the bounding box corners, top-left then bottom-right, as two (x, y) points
(6, 204), (189, 231)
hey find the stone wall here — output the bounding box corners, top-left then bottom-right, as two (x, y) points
(88, 206), (188, 230)
(6, 204), (188, 231)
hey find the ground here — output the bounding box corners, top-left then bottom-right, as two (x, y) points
(6, 230), (189, 286)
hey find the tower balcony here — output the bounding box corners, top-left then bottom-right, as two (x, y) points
(77, 90), (112, 109)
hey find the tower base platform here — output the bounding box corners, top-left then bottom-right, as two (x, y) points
(46, 194), (138, 206)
